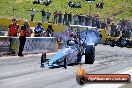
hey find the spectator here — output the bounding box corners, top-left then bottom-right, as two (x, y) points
(53, 10), (58, 24)
(41, 9), (46, 23)
(73, 13), (78, 25)
(95, 19), (100, 28)
(68, 12), (72, 24)
(106, 18), (111, 25)
(78, 14), (82, 25)
(92, 17), (96, 27)
(82, 15), (85, 25)
(96, 2), (104, 9)
(72, 1), (76, 8)
(110, 23), (116, 36)
(8, 18), (19, 54)
(58, 11), (62, 24)
(24, 20), (32, 37)
(88, 15), (92, 26)
(63, 11), (68, 25)
(100, 20), (107, 29)
(68, 0), (72, 7)
(95, 13), (99, 19)
(34, 23), (43, 37)
(46, 10), (51, 23)
(31, 8), (35, 21)
(85, 15), (89, 26)
(8, 18), (19, 37)
(18, 20), (29, 56)
(100, 1), (104, 8)
(77, 2), (81, 8)
(96, 3), (99, 8)
(46, 24), (54, 37)
(98, 2), (101, 8)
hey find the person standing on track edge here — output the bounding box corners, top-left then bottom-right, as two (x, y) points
(18, 20), (29, 57)
(8, 18), (19, 54)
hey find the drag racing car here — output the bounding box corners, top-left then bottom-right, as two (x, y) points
(41, 39), (83, 69)
(41, 25), (100, 69)
(49, 40), (82, 68)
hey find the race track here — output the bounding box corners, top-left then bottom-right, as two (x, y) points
(0, 45), (132, 88)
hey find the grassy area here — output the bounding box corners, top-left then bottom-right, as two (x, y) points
(0, 0), (132, 22)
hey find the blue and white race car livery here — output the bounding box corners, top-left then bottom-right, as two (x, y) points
(48, 40), (81, 68)
(42, 25), (100, 69)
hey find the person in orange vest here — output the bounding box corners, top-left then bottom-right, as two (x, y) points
(18, 21), (29, 56)
(8, 18), (19, 54)
(8, 18), (19, 37)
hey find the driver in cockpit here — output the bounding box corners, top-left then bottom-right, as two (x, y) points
(67, 33), (78, 45)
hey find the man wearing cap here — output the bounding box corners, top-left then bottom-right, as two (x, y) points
(34, 23), (43, 37)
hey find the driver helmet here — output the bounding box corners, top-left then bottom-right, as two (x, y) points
(70, 32), (74, 37)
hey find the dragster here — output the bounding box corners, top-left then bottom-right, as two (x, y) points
(41, 25), (100, 69)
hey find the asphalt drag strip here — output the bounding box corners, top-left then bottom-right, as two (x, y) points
(0, 45), (132, 88)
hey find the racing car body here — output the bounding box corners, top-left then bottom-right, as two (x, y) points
(42, 25), (100, 68)
(48, 40), (82, 68)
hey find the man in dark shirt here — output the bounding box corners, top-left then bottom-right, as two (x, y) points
(107, 18), (111, 25)
(46, 24), (54, 37)
(111, 23), (116, 36)
(58, 11), (62, 24)
(63, 11), (68, 25)
(100, 1), (104, 8)
(81, 15), (85, 25)
(78, 14), (82, 25)
(18, 21), (29, 56)
(41, 9), (46, 23)
(68, 12), (72, 24)
(53, 10), (58, 24)
(85, 15), (89, 26)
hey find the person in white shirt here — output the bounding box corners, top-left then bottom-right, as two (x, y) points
(31, 8), (35, 21)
